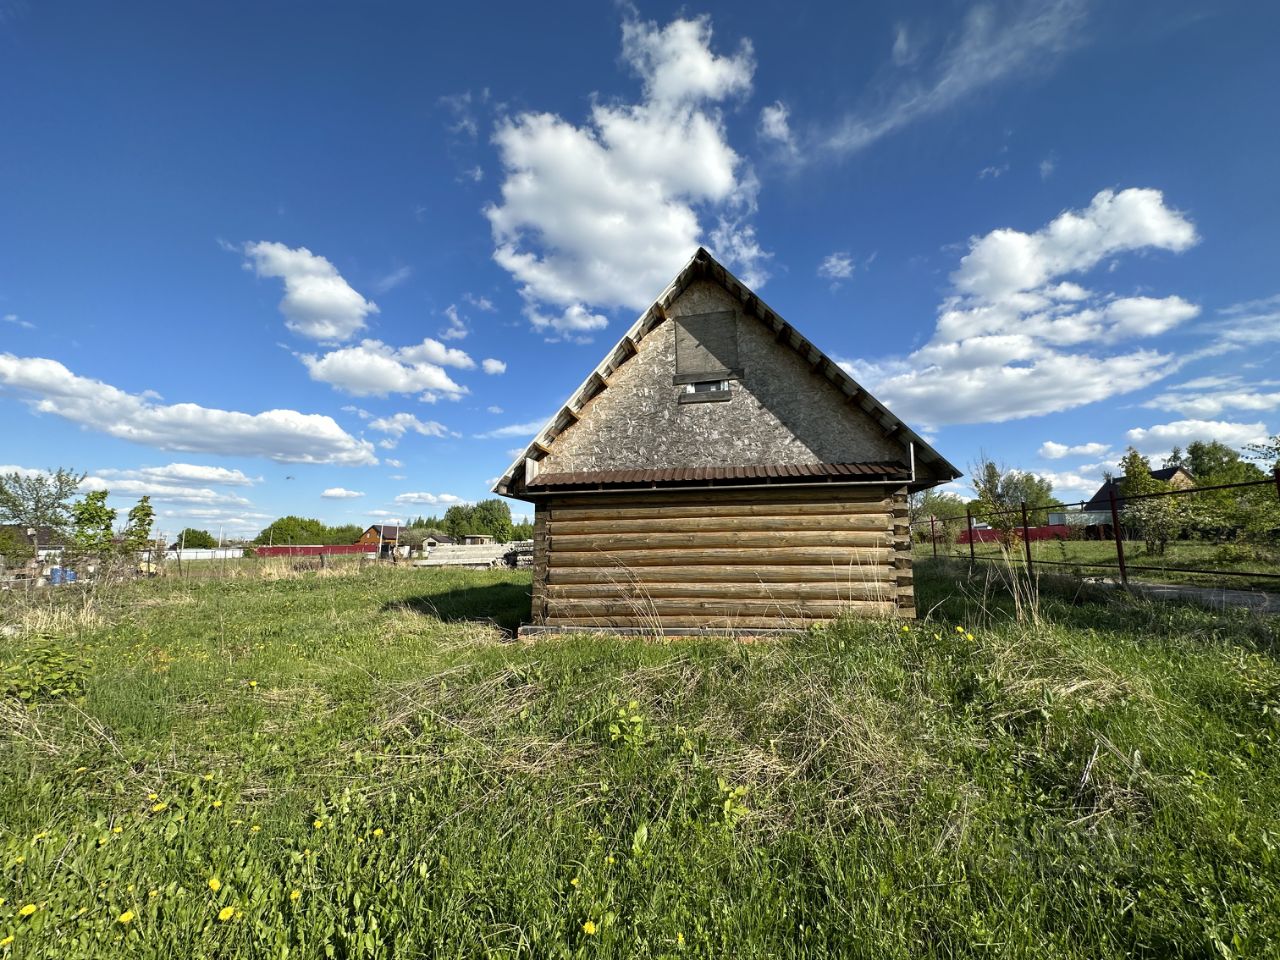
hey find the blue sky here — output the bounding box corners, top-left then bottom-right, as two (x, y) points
(2, 1), (1279, 539)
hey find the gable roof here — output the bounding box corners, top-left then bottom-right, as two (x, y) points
(493, 247), (960, 498)
(1083, 466), (1193, 511)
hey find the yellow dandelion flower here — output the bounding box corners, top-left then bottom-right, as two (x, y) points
(582, 920), (597, 935)
(32, 832), (47, 841)
(151, 802), (167, 812)
(208, 877), (222, 893)
(677, 932), (685, 946)
(901, 625), (910, 633)
(250, 825), (261, 833)
(605, 856), (615, 865)
(289, 890), (301, 903)
(202, 773), (214, 782)
(570, 877), (580, 887)
(217, 906), (235, 922)
(11, 856), (23, 864)
(0, 935), (12, 946)
(148, 890), (158, 898)
(248, 680), (258, 689)
(966, 633), (975, 641)
(212, 800), (223, 809)
(117, 910), (134, 924)
(18, 904), (37, 918)
(148, 792), (158, 801)
(372, 828), (383, 837)
(112, 826), (123, 834)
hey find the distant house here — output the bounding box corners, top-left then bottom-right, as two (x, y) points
(0, 524), (65, 564)
(1079, 466), (1194, 536)
(460, 533), (494, 546)
(424, 533), (454, 548)
(355, 524), (403, 557)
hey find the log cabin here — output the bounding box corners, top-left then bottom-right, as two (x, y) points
(494, 247), (960, 634)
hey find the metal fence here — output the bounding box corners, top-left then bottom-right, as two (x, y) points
(911, 467), (1280, 590)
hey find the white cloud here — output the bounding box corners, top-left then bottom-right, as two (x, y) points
(80, 475), (251, 506)
(321, 487), (364, 499)
(300, 338), (471, 400)
(440, 304), (468, 341)
(241, 241), (378, 342)
(96, 463), (257, 486)
(818, 252), (855, 281)
(486, 15), (765, 340)
(827, 0), (1087, 156)
(372, 265), (414, 294)
(1040, 157), (1056, 180)
(1030, 468), (1104, 500)
(393, 491), (463, 505)
(482, 358), (507, 375)
(3, 313), (34, 330)
(1126, 419), (1271, 453)
(978, 164), (1009, 180)
(953, 188), (1197, 300)
(0, 353), (377, 465)
(384, 458), (403, 468)
(368, 412), (454, 439)
(487, 405), (504, 414)
(848, 187), (1200, 428)
(464, 293), (496, 312)
(759, 101), (797, 155)
(475, 418), (548, 440)
(1143, 388), (1280, 418)
(1039, 441), (1110, 460)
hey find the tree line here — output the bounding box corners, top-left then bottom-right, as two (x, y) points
(246, 499), (534, 549)
(912, 439), (1279, 550)
(0, 467), (156, 568)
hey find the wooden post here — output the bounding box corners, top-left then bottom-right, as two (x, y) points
(929, 515), (937, 558)
(1020, 502), (1033, 570)
(966, 510), (976, 564)
(1273, 465), (1280, 501)
(1108, 485), (1128, 588)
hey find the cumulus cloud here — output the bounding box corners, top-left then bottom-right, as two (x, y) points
(848, 187), (1200, 428)
(393, 491), (464, 505)
(321, 487), (364, 499)
(759, 101), (797, 156)
(95, 463), (257, 486)
(300, 338), (472, 400)
(486, 15), (765, 340)
(368, 413), (454, 439)
(1126, 419), (1271, 453)
(1039, 441), (1110, 460)
(482, 358), (507, 375)
(827, 0), (1088, 156)
(241, 241), (378, 342)
(0, 354), (377, 465)
(80, 475), (251, 507)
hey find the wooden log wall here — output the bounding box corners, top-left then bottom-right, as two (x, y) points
(535, 485), (910, 630)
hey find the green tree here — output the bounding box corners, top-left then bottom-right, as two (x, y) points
(0, 467), (85, 535)
(470, 498), (514, 542)
(969, 458), (1062, 545)
(1117, 448), (1179, 555)
(173, 528), (218, 549)
(70, 489), (117, 559)
(123, 497), (155, 552)
(254, 516), (328, 545)
(442, 504), (475, 541)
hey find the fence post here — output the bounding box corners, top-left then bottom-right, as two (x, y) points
(930, 515), (937, 558)
(966, 510), (976, 564)
(1273, 465), (1280, 501)
(1020, 501), (1033, 570)
(1108, 484), (1128, 588)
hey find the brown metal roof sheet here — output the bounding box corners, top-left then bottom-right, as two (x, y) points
(526, 461), (911, 490)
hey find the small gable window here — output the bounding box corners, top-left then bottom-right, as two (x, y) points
(673, 310), (740, 383)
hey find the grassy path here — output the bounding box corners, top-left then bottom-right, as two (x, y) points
(1, 563), (1278, 958)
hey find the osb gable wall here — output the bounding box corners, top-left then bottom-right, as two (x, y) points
(541, 280), (906, 472)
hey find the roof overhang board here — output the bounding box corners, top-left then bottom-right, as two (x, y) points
(492, 247), (961, 499)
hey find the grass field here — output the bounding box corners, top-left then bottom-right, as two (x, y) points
(916, 537), (1280, 592)
(1, 561), (1279, 958)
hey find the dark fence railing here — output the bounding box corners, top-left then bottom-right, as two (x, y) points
(911, 467), (1280, 590)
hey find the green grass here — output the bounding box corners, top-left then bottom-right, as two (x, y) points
(1, 562), (1279, 958)
(917, 537), (1280, 591)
